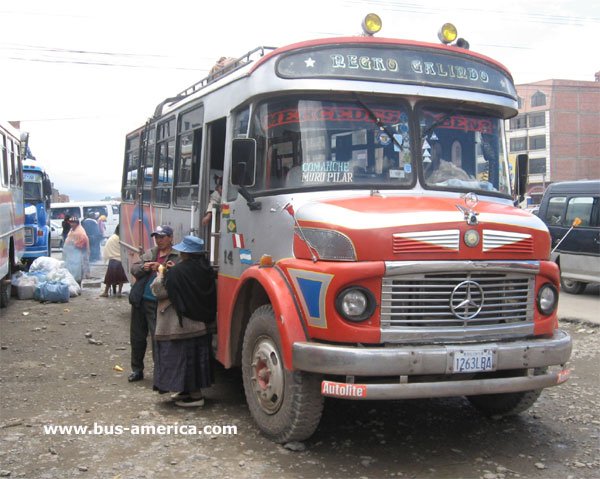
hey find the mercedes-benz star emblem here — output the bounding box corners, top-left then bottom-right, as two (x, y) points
(449, 280), (485, 320)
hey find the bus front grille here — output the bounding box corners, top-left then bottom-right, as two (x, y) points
(381, 272), (535, 342)
(24, 227), (34, 246)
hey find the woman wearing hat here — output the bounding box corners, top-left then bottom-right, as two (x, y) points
(62, 216), (90, 285)
(150, 235), (217, 407)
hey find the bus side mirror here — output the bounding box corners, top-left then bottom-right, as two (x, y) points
(43, 178), (52, 197)
(515, 153), (528, 204)
(231, 138), (256, 186)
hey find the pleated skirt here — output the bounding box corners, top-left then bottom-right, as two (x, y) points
(153, 335), (213, 393)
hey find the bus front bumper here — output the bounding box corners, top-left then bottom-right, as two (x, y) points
(292, 330), (572, 400)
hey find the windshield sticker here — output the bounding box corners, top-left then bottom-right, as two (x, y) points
(426, 113), (495, 134)
(393, 134), (404, 152)
(267, 106), (402, 129)
(377, 132), (391, 145)
(301, 161), (353, 183)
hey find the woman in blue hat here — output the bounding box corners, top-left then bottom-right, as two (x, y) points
(150, 235), (217, 407)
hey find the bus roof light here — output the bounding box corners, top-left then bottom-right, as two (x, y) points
(438, 23), (458, 44)
(456, 37), (470, 50)
(362, 13), (382, 36)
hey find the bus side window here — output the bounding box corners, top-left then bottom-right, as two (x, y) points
(123, 134), (140, 201)
(154, 119), (175, 206)
(1, 132), (7, 186)
(175, 106), (203, 207)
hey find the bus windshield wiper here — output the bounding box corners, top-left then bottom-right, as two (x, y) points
(354, 94), (404, 152)
(421, 102), (466, 139)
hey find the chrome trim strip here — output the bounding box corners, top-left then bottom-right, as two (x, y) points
(384, 260), (540, 276)
(483, 229), (532, 252)
(331, 372), (565, 400)
(380, 322), (535, 343)
(292, 330), (571, 376)
(393, 229), (459, 251)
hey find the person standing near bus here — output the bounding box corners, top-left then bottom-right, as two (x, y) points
(61, 215), (71, 244)
(100, 225), (128, 297)
(127, 225), (179, 383)
(82, 213), (101, 262)
(62, 217), (89, 286)
(201, 177), (222, 226)
(150, 235), (216, 407)
(97, 214), (107, 238)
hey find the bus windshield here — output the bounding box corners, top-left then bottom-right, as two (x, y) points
(23, 172), (44, 202)
(419, 106), (510, 195)
(248, 96), (511, 197)
(250, 96), (414, 191)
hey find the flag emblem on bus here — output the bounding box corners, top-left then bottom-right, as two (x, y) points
(222, 204), (230, 218)
(232, 233), (245, 249)
(239, 249), (252, 264)
(227, 219), (237, 233)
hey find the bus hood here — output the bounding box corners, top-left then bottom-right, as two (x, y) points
(293, 195), (551, 261)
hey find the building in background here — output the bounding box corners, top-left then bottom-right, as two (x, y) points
(506, 73), (600, 205)
(51, 186), (69, 203)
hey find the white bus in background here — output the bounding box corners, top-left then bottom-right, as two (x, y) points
(49, 200), (120, 249)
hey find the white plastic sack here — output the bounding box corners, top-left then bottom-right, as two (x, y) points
(11, 272), (38, 288)
(29, 256), (65, 274)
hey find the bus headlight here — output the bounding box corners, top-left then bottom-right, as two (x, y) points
(537, 283), (558, 315)
(298, 228), (356, 261)
(336, 286), (376, 322)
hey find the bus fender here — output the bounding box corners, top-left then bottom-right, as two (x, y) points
(223, 265), (307, 371)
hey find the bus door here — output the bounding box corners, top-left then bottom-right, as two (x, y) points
(203, 117), (226, 266)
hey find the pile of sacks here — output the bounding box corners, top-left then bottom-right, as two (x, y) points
(11, 257), (81, 303)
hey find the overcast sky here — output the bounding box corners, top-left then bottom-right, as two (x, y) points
(1, 0), (598, 201)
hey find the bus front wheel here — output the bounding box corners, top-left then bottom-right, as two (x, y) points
(241, 305), (324, 443)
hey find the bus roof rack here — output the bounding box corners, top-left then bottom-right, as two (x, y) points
(153, 46), (277, 119)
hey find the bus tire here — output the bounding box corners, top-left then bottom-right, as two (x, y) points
(242, 304), (324, 443)
(560, 278), (586, 295)
(467, 368), (545, 417)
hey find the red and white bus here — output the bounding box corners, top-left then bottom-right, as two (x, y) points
(120, 16), (572, 443)
(0, 121), (25, 308)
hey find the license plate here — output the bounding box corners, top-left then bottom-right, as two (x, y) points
(447, 347), (497, 373)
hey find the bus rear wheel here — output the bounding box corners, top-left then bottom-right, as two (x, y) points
(241, 305), (324, 443)
(0, 263), (12, 308)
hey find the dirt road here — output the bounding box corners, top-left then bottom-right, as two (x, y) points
(0, 264), (598, 478)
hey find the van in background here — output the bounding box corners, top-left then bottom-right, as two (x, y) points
(50, 201), (120, 249)
(538, 180), (600, 294)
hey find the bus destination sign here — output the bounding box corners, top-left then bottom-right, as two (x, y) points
(276, 45), (517, 100)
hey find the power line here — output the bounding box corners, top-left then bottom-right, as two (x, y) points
(2, 54), (207, 71)
(342, 0), (600, 26)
